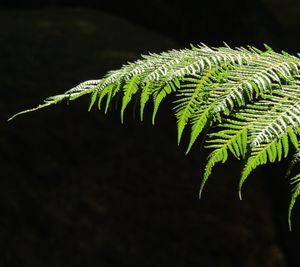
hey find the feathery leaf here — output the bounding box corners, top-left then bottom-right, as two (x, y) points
(9, 44), (300, 228)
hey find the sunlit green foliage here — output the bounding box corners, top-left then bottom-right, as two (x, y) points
(10, 43), (300, 229)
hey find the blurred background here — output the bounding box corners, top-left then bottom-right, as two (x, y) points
(1, 0), (300, 266)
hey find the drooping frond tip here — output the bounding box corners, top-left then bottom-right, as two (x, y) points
(8, 80), (101, 121)
(9, 43), (300, 229)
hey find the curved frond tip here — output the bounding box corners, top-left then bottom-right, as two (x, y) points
(9, 43), (300, 229)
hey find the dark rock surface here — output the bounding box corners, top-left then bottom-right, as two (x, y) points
(0, 0), (282, 49)
(0, 8), (289, 267)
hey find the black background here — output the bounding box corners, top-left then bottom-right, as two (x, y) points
(0, 0), (288, 48)
(1, 0), (300, 266)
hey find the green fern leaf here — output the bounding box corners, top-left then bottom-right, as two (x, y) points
(200, 125), (248, 197)
(88, 90), (98, 111)
(286, 147), (300, 178)
(140, 82), (151, 121)
(175, 63), (232, 145)
(9, 43), (300, 228)
(200, 148), (228, 198)
(121, 76), (139, 123)
(288, 174), (300, 230)
(152, 79), (179, 124)
(186, 108), (211, 153)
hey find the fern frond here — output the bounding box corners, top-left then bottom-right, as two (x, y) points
(238, 86), (300, 197)
(200, 123), (248, 198)
(288, 174), (300, 230)
(10, 43), (300, 228)
(174, 63), (232, 145)
(286, 145), (300, 230)
(121, 76), (139, 123)
(286, 146), (300, 178)
(8, 79), (101, 121)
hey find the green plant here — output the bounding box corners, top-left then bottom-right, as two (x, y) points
(10, 43), (300, 229)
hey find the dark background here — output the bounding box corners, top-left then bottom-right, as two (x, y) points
(2, 0), (298, 50)
(1, 0), (300, 266)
